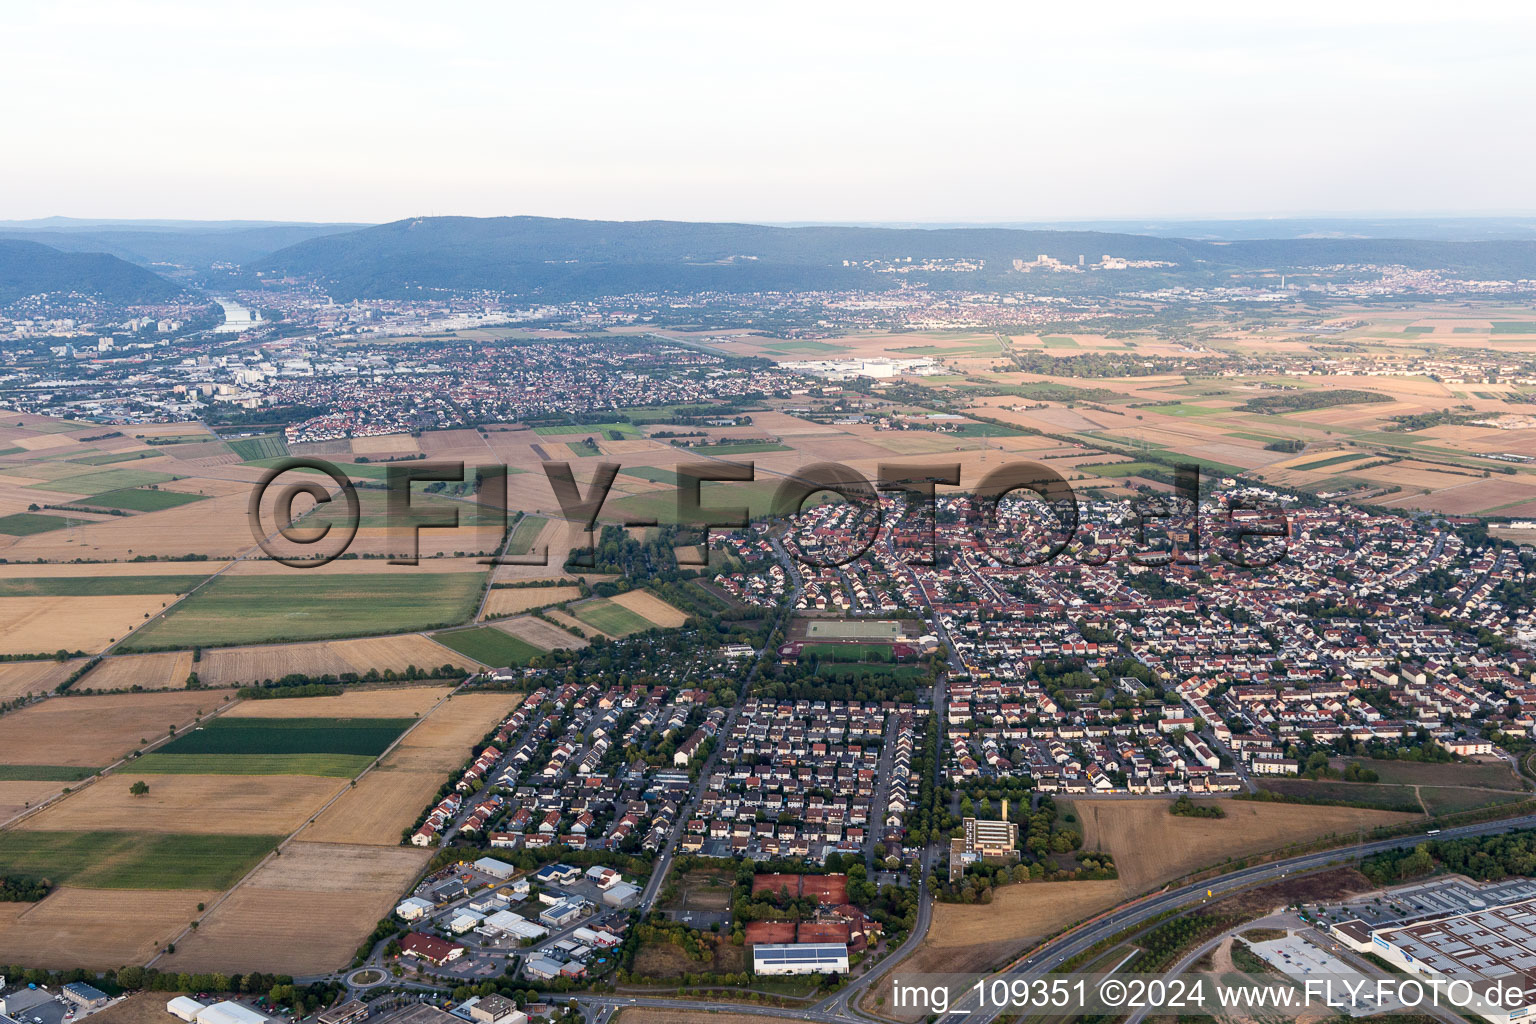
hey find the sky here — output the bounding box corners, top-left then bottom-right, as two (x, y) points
(3, 0), (1535, 224)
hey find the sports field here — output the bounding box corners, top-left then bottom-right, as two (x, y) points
(120, 571), (485, 649)
(806, 619), (902, 639)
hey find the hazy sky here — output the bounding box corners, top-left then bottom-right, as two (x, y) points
(4, 1), (1535, 224)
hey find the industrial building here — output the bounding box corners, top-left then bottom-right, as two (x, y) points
(196, 1002), (271, 1024)
(61, 983), (109, 1011)
(167, 998), (206, 1023)
(473, 857), (516, 880)
(395, 896), (434, 921)
(601, 881), (641, 908)
(400, 932), (466, 966)
(1331, 893), (1536, 1024)
(315, 1002), (369, 1024)
(751, 942), (850, 976)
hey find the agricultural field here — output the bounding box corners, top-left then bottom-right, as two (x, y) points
(496, 614), (589, 651)
(82, 487), (210, 512)
(0, 689), (237, 768)
(0, 657), (83, 699)
(1070, 798), (1417, 893)
(159, 840), (431, 973)
(570, 596), (655, 636)
(430, 625), (545, 666)
(0, 830), (280, 889)
(152, 716), (413, 757)
(609, 588), (689, 627)
(0, 888), (219, 969)
(0, 512), (97, 535)
(383, 691), (523, 772)
(300, 767), (446, 845)
(481, 583), (581, 618)
(121, 571), (485, 649)
(16, 772), (341, 835)
(198, 635), (473, 686)
(0, 592), (186, 655)
(222, 683), (452, 719)
(76, 650), (196, 690)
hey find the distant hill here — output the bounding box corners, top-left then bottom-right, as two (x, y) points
(0, 219), (364, 269)
(0, 239), (186, 305)
(251, 215), (1536, 301)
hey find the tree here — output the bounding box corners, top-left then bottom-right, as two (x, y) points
(130, 780), (150, 797)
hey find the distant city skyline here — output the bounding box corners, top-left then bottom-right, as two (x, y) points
(3, 1), (1534, 223)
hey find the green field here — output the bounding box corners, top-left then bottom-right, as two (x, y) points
(572, 599), (654, 636)
(683, 441), (794, 454)
(70, 450), (162, 466)
(0, 446), (21, 457)
(1293, 451), (1377, 471)
(1334, 758), (1526, 789)
(0, 831), (280, 889)
(1146, 403), (1225, 417)
(27, 468), (178, 494)
(245, 457), (391, 481)
(120, 571), (485, 649)
(567, 439), (602, 457)
(157, 717), (413, 757)
(0, 512), (95, 536)
(618, 467), (679, 485)
(1041, 336), (1080, 348)
(1491, 322), (1536, 334)
(303, 486), (503, 528)
(1079, 461), (1162, 477)
(1255, 779), (1422, 813)
(948, 422), (1029, 437)
(81, 487), (209, 512)
(0, 764), (99, 781)
(132, 752), (375, 777)
(431, 626), (544, 666)
(507, 514), (548, 555)
(533, 421), (641, 438)
(229, 435), (290, 460)
(1419, 787), (1528, 816)
(0, 575), (207, 597)
(801, 642), (895, 663)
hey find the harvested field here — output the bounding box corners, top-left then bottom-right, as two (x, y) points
(77, 650), (194, 690)
(0, 689), (236, 767)
(1070, 798), (1415, 892)
(384, 692), (523, 772)
(482, 584), (582, 618)
(0, 658), (81, 699)
(222, 683), (451, 719)
(16, 773), (341, 835)
(873, 879), (1127, 1020)
(301, 767), (446, 845)
(0, 887), (219, 969)
(161, 841), (430, 973)
(199, 636), (474, 686)
(0, 593), (180, 655)
(350, 433), (420, 455)
(0, 779), (68, 823)
(610, 589), (689, 627)
(498, 614), (588, 651)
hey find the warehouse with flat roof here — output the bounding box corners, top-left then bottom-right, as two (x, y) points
(752, 942), (849, 976)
